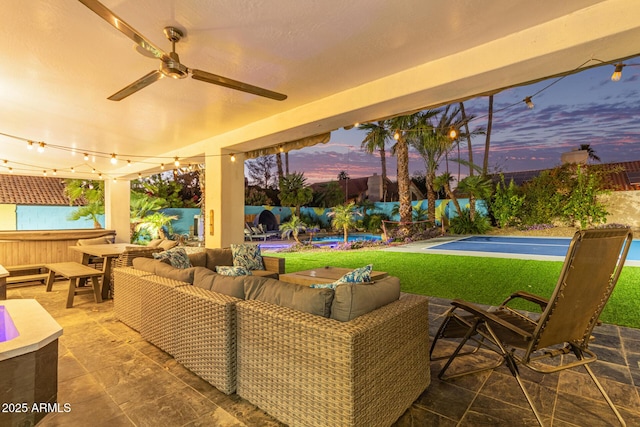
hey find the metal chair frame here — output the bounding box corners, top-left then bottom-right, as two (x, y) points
(430, 227), (633, 426)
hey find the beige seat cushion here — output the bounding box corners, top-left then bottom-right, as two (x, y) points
(77, 236), (113, 246)
(192, 267), (246, 299)
(157, 239), (179, 250)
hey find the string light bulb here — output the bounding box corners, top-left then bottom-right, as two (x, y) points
(27, 141), (34, 150)
(42, 170), (47, 176)
(83, 153), (89, 161)
(448, 127), (459, 140)
(38, 142), (45, 153)
(110, 153), (118, 164)
(127, 160), (131, 166)
(174, 157), (180, 167)
(393, 131), (400, 140)
(71, 167), (75, 173)
(524, 96), (534, 109)
(8, 167), (12, 173)
(52, 169), (57, 176)
(278, 145), (284, 153)
(230, 153), (236, 162)
(611, 63), (624, 82)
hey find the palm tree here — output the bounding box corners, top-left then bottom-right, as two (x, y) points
(579, 144), (601, 163)
(388, 113), (421, 234)
(483, 95), (494, 175)
(279, 215), (307, 244)
(279, 172), (313, 217)
(359, 121), (391, 201)
(433, 172), (462, 217)
(457, 175), (493, 220)
(64, 179), (104, 228)
(328, 202), (361, 243)
(135, 211), (179, 239)
(408, 109), (454, 223)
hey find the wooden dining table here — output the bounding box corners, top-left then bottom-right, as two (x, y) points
(69, 243), (142, 300)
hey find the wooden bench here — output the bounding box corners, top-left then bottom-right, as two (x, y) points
(45, 262), (104, 308)
(5, 264), (49, 286)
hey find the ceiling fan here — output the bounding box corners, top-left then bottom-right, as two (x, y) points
(77, 0), (287, 101)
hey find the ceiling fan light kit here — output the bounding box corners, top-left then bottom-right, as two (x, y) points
(78, 0), (287, 101)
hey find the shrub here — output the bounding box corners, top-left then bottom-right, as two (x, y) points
(561, 164), (608, 228)
(490, 175), (525, 228)
(450, 210), (491, 234)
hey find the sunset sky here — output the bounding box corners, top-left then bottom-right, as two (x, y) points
(272, 61), (640, 184)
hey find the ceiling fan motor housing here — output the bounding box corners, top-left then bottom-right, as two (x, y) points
(162, 52), (188, 79)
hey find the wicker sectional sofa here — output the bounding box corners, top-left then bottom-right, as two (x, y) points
(113, 247), (430, 427)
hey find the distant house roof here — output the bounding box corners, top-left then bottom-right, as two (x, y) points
(496, 160), (640, 191)
(0, 175), (82, 205)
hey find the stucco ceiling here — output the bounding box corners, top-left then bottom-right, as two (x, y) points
(1, 0), (639, 179)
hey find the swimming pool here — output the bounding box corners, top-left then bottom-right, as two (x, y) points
(425, 235), (640, 265)
(260, 233), (382, 250)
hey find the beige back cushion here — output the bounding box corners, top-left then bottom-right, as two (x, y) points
(205, 248), (234, 269)
(192, 267), (246, 299)
(244, 277), (334, 318)
(330, 276), (401, 322)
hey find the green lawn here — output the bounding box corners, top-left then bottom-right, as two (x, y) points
(268, 250), (640, 329)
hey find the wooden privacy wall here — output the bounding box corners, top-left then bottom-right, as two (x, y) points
(0, 229), (116, 266)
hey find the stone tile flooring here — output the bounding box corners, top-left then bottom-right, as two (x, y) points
(6, 283), (640, 426)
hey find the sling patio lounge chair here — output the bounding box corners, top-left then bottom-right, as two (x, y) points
(430, 227), (633, 426)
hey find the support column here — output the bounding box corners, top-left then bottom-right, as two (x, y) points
(104, 179), (131, 243)
(205, 149), (245, 248)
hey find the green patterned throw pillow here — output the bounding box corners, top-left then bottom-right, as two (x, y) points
(153, 247), (192, 269)
(335, 264), (373, 284)
(230, 243), (265, 271)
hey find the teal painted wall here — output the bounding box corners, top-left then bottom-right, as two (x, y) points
(16, 206), (104, 230)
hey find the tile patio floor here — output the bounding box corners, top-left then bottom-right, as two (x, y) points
(6, 281), (640, 426)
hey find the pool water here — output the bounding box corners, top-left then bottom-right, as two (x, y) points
(312, 233), (382, 243)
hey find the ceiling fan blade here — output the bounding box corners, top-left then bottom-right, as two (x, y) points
(191, 69), (287, 101)
(78, 0), (168, 61)
(108, 70), (163, 101)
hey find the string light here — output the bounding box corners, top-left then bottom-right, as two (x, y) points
(524, 96), (534, 109)
(83, 153), (89, 161)
(160, 163), (165, 170)
(393, 131), (400, 140)
(52, 169), (57, 175)
(27, 141), (34, 150)
(230, 154), (236, 162)
(110, 153), (117, 164)
(38, 142), (45, 153)
(127, 160), (131, 166)
(42, 170), (47, 176)
(8, 167), (12, 173)
(611, 63), (624, 81)
(174, 157), (180, 167)
(448, 127), (459, 140)
(71, 167), (75, 173)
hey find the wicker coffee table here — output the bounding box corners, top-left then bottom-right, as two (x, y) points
(279, 266), (388, 286)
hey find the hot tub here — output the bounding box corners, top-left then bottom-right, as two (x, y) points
(0, 299), (63, 426)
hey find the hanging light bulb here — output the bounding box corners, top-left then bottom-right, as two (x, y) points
(611, 63), (624, 81)
(278, 145), (284, 153)
(38, 142), (45, 153)
(92, 168), (96, 174)
(83, 153), (89, 161)
(393, 131), (400, 140)
(8, 167), (13, 173)
(71, 167), (75, 173)
(27, 141), (34, 150)
(524, 96), (534, 109)
(127, 160), (131, 166)
(98, 173), (103, 179)
(448, 127), (459, 140)
(174, 157), (180, 167)
(110, 154), (118, 164)
(230, 153), (236, 162)
(43, 170), (47, 176)
(112, 177), (117, 182)
(160, 163), (165, 170)
(138, 173), (142, 178)
(52, 169), (57, 176)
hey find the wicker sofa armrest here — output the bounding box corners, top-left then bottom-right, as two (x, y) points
(262, 255), (285, 275)
(236, 293), (430, 427)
